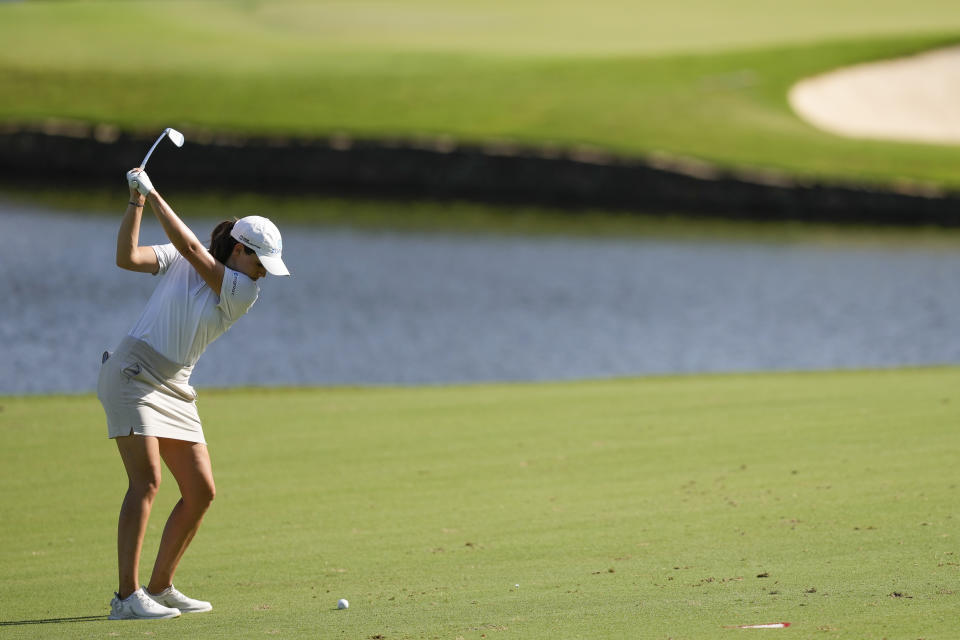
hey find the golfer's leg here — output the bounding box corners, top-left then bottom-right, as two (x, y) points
(115, 435), (163, 599)
(147, 439), (215, 592)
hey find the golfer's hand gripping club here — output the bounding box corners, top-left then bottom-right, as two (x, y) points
(127, 168), (155, 196)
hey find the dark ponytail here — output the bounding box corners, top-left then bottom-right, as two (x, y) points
(209, 219), (238, 263)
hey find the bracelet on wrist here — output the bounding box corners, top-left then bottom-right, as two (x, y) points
(129, 201), (144, 207)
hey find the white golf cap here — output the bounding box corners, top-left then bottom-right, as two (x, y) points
(230, 215), (290, 276)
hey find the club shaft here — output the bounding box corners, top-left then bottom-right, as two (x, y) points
(140, 132), (167, 168)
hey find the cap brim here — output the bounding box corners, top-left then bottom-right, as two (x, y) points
(259, 253), (290, 276)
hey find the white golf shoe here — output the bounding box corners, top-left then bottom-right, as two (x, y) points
(147, 585), (213, 613)
(109, 588), (181, 620)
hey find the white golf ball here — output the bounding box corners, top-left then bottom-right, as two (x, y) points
(337, 598), (349, 610)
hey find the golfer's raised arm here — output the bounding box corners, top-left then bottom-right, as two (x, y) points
(116, 183), (160, 273)
(146, 189), (226, 293)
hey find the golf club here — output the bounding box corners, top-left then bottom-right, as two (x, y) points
(140, 127), (185, 169)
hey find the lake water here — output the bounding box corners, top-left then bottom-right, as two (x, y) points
(3, 201), (959, 394)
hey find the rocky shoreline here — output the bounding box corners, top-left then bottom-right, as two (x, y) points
(3, 122), (959, 226)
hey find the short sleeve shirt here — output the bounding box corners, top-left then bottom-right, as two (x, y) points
(127, 244), (260, 365)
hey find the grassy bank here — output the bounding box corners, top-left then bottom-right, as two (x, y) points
(1, 369), (958, 638)
(1, 2), (960, 189)
(10, 187), (960, 249)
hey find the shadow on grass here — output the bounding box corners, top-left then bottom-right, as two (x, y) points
(0, 615), (108, 626)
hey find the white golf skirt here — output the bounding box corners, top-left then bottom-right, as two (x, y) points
(97, 336), (205, 444)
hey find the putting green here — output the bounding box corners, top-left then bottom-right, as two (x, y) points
(2, 0), (960, 61)
(1, 368), (958, 638)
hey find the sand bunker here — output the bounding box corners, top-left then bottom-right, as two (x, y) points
(789, 45), (960, 145)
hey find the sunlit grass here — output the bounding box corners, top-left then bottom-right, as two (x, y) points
(2, 368), (959, 638)
(1, 2), (959, 188)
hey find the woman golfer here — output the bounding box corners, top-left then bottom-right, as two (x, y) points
(98, 167), (290, 620)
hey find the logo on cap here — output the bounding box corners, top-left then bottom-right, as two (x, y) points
(237, 233), (263, 250)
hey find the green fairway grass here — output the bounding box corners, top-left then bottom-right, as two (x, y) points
(2, 1), (960, 190)
(2, 368), (958, 638)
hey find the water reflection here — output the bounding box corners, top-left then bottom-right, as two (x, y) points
(2, 202), (958, 394)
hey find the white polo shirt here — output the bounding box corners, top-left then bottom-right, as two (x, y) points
(128, 244), (260, 366)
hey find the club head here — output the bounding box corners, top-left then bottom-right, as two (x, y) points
(140, 127), (186, 168)
(166, 128), (185, 147)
